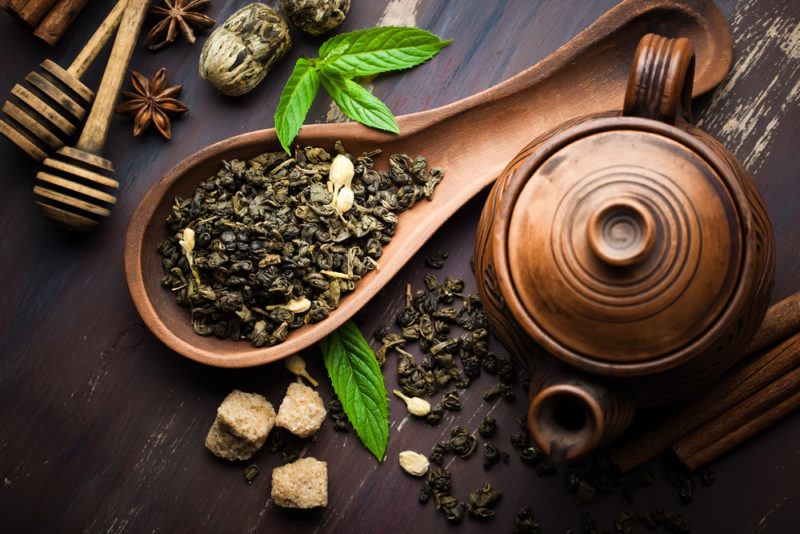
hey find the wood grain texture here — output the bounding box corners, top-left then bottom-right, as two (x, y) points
(1, 1), (799, 533)
(33, 0), (88, 45)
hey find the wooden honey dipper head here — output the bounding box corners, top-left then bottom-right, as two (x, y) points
(0, 2), (126, 162)
(34, 0), (149, 231)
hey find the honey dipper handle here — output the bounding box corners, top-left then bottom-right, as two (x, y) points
(67, 0), (128, 79)
(77, 0), (148, 154)
(623, 34), (695, 124)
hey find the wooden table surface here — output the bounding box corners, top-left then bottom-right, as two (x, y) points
(1, 1), (799, 532)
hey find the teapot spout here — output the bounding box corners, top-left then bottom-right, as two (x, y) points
(528, 376), (635, 462)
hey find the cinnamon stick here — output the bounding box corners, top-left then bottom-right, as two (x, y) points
(1, 0), (14, 12)
(19, 0), (58, 27)
(33, 0), (88, 46)
(746, 291), (800, 355)
(674, 371), (800, 471)
(610, 293), (800, 473)
(9, 0), (29, 16)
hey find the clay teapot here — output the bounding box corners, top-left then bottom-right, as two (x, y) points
(474, 34), (775, 462)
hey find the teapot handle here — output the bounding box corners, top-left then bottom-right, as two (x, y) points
(623, 34), (695, 124)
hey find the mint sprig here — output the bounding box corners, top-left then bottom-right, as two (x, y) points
(274, 26), (451, 153)
(321, 321), (388, 461)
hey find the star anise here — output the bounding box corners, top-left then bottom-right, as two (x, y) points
(115, 69), (188, 140)
(144, 0), (215, 51)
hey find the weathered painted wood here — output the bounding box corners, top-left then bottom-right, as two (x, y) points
(1, 0), (798, 532)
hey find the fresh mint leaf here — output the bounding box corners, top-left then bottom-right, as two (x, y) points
(319, 26), (451, 77)
(320, 73), (399, 133)
(274, 58), (320, 154)
(321, 321), (388, 461)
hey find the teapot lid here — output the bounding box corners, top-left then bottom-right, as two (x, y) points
(507, 119), (743, 372)
(505, 35), (747, 373)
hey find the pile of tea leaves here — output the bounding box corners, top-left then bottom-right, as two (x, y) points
(158, 142), (443, 346)
(376, 260), (716, 530)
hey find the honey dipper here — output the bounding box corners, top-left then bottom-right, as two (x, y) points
(33, 0), (148, 231)
(0, 1), (127, 162)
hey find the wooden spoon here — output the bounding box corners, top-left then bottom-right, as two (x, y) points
(125, 0), (732, 368)
(0, 1), (126, 162)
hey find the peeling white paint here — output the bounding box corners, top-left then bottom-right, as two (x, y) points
(697, 2), (800, 174)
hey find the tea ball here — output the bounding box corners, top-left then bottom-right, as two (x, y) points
(281, 0), (350, 36)
(199, 3), (292, 97)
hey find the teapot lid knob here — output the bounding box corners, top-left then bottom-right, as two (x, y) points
(587, 198), (655, 267)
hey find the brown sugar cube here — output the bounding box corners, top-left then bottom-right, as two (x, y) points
(205, 390), (276, 461)
(275, 382), (326, 438)
(271, 457), (328, 508)
(205, 420), (260, 461)
(216, 390), (276, 447)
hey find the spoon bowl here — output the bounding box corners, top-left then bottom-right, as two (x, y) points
(125, 0), (732, 367)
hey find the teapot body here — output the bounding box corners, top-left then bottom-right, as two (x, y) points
(474, 35), (775, 460)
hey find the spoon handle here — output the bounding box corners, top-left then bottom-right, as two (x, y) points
(76, 0), (148, 154)
(67, 0), (128, 79)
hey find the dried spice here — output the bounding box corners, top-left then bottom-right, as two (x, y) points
(614, 511), (634, 533)
(425, 250), (448, 269)
(159, 144), (442, 346)
(145, 0), (215, 50)
(244, 463), (259, 484)
(478, 415), (496, 438)
(482, 442), (508, 470)
(281, 0), (350, 36)
(483, 382), (515, 401)
(442, 390), (461, 411)
(115, 69), (187, 139)
(448, 425), (477, 459)
(467, 482), (502, 519)
(512, 508), (542, 534)
(199, 4), (291, 96)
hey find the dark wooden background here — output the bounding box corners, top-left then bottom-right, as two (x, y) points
(1, 0), (799, 532)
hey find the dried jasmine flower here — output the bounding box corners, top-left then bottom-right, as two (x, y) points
(425, 250), (448, 269)
(393, 389), (431, 416)
(442, 390), (461, 411)
(244, 463), (259, 484)
(482, 442), (509, 470)
(426, 404), (444, 425)
(467, 482), (502, 519)
(482, 382), (515, 401)
(285, 354), (319, 386)
(448, 426), (477, 459)
(399, 451), (429, 477)
(512, 508), (542, 534)
(478, 415), (497, 438)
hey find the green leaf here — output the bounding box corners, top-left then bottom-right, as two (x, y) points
(274, 58), (321, 154)
(321, 321), (388, 461)
(320, 73), (399, 133)
(319, 26), (451, 78)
